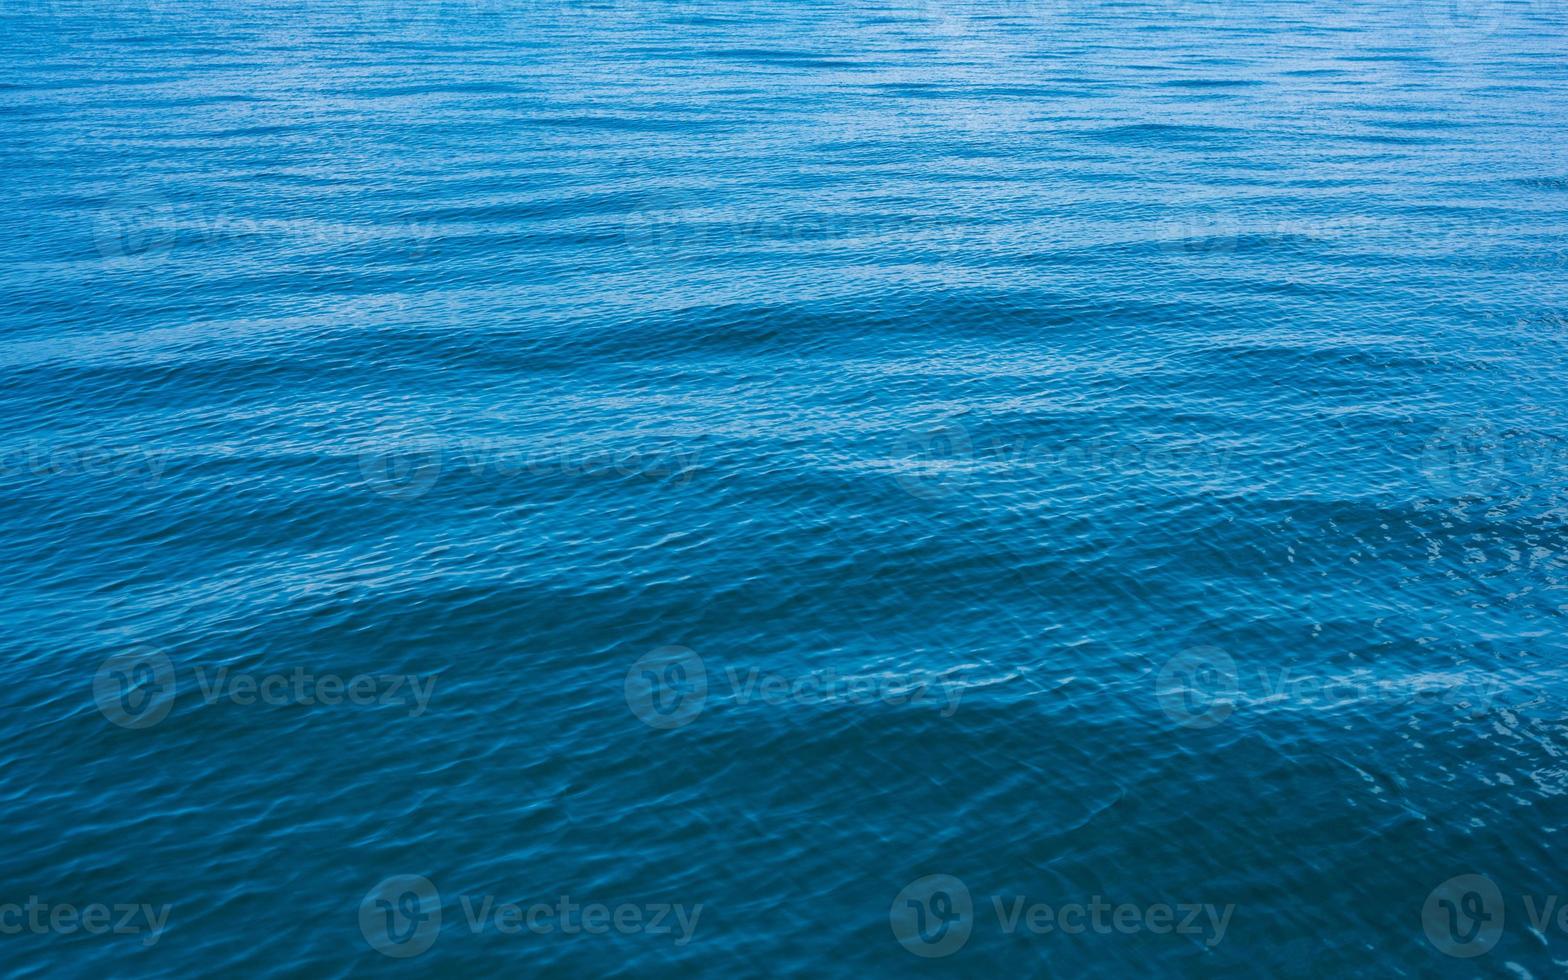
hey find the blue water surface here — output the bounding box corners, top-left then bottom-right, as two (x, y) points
(3, 0), (1568, 975)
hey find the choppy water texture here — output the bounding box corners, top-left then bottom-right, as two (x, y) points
(4, 0), (1568, 975)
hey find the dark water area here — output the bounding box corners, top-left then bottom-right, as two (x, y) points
(3, 0), (1568, 975)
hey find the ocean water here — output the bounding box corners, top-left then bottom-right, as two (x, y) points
(4, 0), (1568, 974)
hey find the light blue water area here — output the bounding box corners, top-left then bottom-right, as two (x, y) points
(3, 0), (1568, 975)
